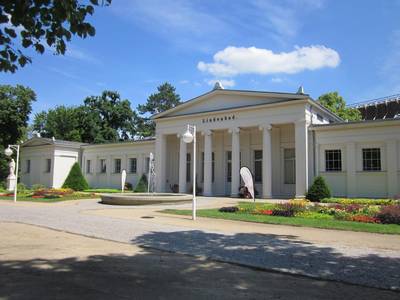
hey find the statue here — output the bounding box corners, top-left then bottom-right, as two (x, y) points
(7, 159), (17, 192)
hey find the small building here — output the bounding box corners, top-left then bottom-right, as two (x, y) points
(20, 85), (400, 198)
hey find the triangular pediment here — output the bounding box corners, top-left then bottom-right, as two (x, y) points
(153, 89), (307, 119)
(21, 137), (53, 148)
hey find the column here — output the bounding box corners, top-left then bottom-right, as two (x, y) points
(155, 133), (167, 192)
(386, 140), (398, 197)
(295, 120), (309, 198)
(203, 130), (213, 196)
(178, 135), (187, 193)
(346, 142), (357, 197)
(230, 127), (240, 197)
(261, 124), (272, 198)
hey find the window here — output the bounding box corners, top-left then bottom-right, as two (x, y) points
(129, 158), (137, 174)
(86, 160), (91, 174)
(226, 151), (232, 182)
(325, 150), (341, 172)
(201, 152), (215, 182)
(145, 157), (150, 173)
(254, 150), (263, 183)
(26, 160), (31, 174)
(114, 159), (121, 173)
(100, 159), (107, 173)
(45, 159), (51, 173)
(362, 148), (381, 171)
(186, 153), (191, 182)
(284, 149), (296, 184)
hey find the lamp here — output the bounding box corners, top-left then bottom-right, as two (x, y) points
(182, 124), (196, 220)
(182, 128), (194, 144)
(4, 146), (13, 157)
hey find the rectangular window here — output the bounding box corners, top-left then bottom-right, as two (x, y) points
(129, 158), (137, 174)
(226, 151), (232, 183)
(186, 153), (191, 182)
(100, 159), (107, 173)
(26, 160), (31, 174)
(114, 158), (121, 173)
(284, 148), (296, 184)
(144, 157), (150, 173)
(86, 160), (91, 174)
(325, 150), (342, 172)
(254, 150), (263, 183)
(45, 159), (51, 173)
(362, 148), (381, 171)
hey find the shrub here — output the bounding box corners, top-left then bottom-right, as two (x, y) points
(31, 184), (45, 191)
(306, 176), (331, 202)
(272, 202), (306, 217)
(62, 163), (89, 191)
(375, 205), (400, 224)
(134, 174), (148, 192)
(219, 206), (239, 213)
(124, 182), (133, 191)
(17, 182), (27, 194)
(321, 198), (399, 206)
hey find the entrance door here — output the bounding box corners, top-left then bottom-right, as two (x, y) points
(282, 148), (296, 197)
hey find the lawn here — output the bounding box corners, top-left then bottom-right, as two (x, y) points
(162, 201), (400, 235)
(0, 194), (100, 202)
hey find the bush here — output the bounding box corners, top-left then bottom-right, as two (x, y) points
(17, 182), (27, 194)
(219, 206), (239, 213)
(31, 184), (45, 191)
(306, 176), (331, 202)
(124, 182), (133, 191)
(272, 202), (306, 217)
(376, 205), (400, 224)
(62, 163), (89, 191)
(321, 198), (399, 206)
(134, 174), (148, 192)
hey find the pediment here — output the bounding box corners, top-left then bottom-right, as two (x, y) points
(22, 137), (53, 148)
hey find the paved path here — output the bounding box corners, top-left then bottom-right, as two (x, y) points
(0, 198), (399, 291)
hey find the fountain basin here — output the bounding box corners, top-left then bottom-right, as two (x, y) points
(100, 193), (193, 205)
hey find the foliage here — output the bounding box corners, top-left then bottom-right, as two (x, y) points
(218, 206), (239, 213)
(32, 188), (74, 197)
(352, 215), (380, 224)
(376, 205), (400, 225)
(84, 188), (120, 193)
(124, 182), (133, 191)
(271, 201), (306, 217)
(62, 163), (89, 191)
(134, 174), (148, 192)
(136, 83), (181, 137)
(0, 84), (36, 181)
(17, 182), (27, 194)
(33, 91), (137, 143)
(306, 176), (331, 202)
(317, 92), (361, 121)
(0, 0), (112, 73)
(321, 198), (399, 206)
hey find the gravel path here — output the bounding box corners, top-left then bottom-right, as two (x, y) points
(0, 199), (399, 291)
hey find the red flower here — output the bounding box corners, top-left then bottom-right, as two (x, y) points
(260, 209), (273, 215)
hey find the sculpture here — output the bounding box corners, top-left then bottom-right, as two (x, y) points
(7, 159), (17, 192)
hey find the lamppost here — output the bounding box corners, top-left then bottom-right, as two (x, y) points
(4, 144), (20, 203)
(182, 124), (196, 220)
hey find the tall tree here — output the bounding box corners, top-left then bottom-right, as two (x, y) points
(317, 92), (361, 121)
(0, 84), (36, 181)
(137, 82), (181, 137)
(0, 0), (111, 73)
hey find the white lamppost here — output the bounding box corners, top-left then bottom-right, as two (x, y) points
(4, 144), (20, 203)
(182, 124), (196, 220)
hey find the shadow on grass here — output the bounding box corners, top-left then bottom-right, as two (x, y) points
(132, 230), (400, 291)
(1, 248), (399, 300)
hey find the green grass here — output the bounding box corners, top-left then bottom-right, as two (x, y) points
(162, 208), (400, 235)
(0, 194), (99, 203)
(84, 188), (121, 193)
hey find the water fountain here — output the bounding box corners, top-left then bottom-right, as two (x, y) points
(100, 152), (192, 205)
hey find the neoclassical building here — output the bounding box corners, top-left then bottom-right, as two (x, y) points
(20, 84), (400, 199)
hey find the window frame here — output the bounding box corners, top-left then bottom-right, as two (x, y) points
(45, 158), (51, 173)
(129, 158), (137, 174)
(114, 158), (122, 174)
(254, 150), (263, 183)
(325, 149), (342, 172)
(283, 148), (296, 184)
(186, 153), (191, 183)
(226, 151), (232, 183)
(100, 159), (107, 174)
(362, 148), (381, 171)
(26, 159), (31, 174)
(86, 159), (91, 174)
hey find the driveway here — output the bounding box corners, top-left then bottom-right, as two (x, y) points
(0, 197), (399, 291)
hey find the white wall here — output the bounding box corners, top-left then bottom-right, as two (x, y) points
(52, 147), (80, 188)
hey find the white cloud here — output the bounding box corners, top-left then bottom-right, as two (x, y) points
(205, 79), (236, 88)
(271, 77), (284, 83)
(179, 80), (190, 84)
(198, 45), (340, 77)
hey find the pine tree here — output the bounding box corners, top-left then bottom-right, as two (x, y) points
(62, 162), (89, 191)
(306, 176), (331, 202)
(134, 174), (148, 192)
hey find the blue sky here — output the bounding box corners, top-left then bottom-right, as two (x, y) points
(1, 0), (400, 118)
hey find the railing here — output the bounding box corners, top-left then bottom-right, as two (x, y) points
(348, 93), (400, 108)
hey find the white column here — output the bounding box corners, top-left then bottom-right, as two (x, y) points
(178, 135), (187, 193)
(386, 140), (398, 197)
(260, 124), (272, 198)
(155, 133), (167, 192)
(230, 127), (240, 197)
(346, 142), (357, 197)
(295, 120), (309, 198)
(203, 130), (213, 196)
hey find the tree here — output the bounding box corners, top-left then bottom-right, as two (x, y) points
(134, 174), (148, 192)
(0, 84), (36, 181)
(317, 92), (361, 121)
(0, 0), (111, 73)
(137, 82), (181, 137)
(62, 162), (89, 191)
(306, 176), (331, 202)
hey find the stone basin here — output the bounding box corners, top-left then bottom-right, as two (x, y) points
(100, 193), (193, 205)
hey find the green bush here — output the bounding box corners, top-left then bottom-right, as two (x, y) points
(321, 198), (399, 206)
(134, 174), (148, 192)
(306, 176), (331, 202)
(62, 163), (89, 191)
(17, 182), (28, 194)
(31, 184), (45, 191)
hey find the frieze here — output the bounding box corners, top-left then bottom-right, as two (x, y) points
(202, 114), (235, 124)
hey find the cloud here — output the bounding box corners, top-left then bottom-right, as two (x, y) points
(271, 77), (284, 83)
(198, 45), (340, 77)
(205, 79), (236, 88)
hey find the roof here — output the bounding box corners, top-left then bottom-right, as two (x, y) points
(21, 137), (87, 148)
(81, 137), (155, 148)
(311, 118), (400, 131)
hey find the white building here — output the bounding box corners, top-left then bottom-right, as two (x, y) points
(20, 85), (400, 198)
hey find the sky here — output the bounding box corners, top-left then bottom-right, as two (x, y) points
(1, 0), (400, 119)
